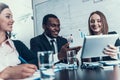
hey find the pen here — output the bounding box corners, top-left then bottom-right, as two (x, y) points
(19, 56), (28, 63)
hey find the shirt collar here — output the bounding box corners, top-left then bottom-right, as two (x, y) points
(44, 33), (57, 43)
(1, 38), (14, 49)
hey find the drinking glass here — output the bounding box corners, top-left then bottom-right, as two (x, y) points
(117, 46), (120, 60)
(38, 51), (55, 80)
(67, 50), (78, 69)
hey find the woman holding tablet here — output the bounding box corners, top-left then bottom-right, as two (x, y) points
(88, 11), (120, 80)
(88, 11), (120, 61)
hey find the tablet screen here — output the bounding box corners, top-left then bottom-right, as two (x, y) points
(81, 34), (119, 58)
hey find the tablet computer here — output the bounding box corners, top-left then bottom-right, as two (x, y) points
(81, 34), (119, 58)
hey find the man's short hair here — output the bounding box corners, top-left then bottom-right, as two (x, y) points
(42, 14), (58, 25)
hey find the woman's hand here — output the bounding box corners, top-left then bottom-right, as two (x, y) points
(0, 64), (37, 79)
(103, 44), (117, 59)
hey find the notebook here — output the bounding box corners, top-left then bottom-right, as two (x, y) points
(81, 34), (119, 58)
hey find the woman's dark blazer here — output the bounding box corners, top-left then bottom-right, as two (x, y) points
(108, 31), (120, 46)
(13, 40), (38, 66)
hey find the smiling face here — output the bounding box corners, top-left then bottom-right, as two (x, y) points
(89, 13), (103, 35)
(0, 8), (14, 33)
(88, 11), (108, 35)
(43, 17), (60, 38)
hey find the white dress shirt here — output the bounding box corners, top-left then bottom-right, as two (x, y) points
(0, 39), (21, 72)
(44, 34), (59, 63)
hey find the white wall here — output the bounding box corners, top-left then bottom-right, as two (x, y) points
(1, 0), (34, 48)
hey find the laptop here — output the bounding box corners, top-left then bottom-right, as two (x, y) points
(81, 34), (119, 59)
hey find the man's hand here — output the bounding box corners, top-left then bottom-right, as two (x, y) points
(58, 43), (82, 60)
(58, 43), (69, 60)
(69, 46), (82, 54)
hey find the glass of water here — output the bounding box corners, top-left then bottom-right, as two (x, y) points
(67, 50), (78, 69)
(117, 46), (120, 60)
(38, 51), (55, 80)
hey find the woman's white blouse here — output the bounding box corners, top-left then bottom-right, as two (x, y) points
(0, 39), (21, 72)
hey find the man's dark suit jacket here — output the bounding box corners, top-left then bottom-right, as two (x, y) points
(30, 33), (68, 65)
(13, 40), (38, 66)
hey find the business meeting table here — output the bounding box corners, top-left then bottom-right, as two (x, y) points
(30, 65), (119, 80)
(54, 67), (116, 80)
